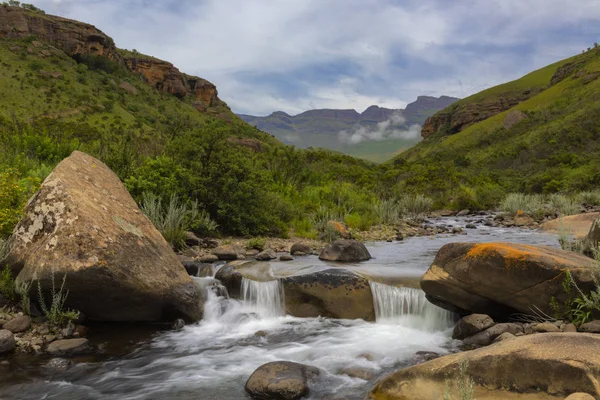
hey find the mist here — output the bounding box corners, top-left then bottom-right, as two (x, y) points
(337, 112), (422, 145)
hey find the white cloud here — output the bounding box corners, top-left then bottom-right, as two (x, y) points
(30, 0), (600, 114)
(338, 112), (422, 144)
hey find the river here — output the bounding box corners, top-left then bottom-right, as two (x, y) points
(0, 217), (560, 400)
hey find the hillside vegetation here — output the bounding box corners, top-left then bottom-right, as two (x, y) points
(385, 45), (600, 208)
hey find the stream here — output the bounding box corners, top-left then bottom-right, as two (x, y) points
(0, 217), (560, 400)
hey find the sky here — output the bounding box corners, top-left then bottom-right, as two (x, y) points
(31, 0), (600, 116)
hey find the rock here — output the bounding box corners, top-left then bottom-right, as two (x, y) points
(465, 223), (477, 229)
(290, 242), (311, 255)
(582, 217), (600, 256)
(532, 322), (561, 333)
(214, 262), (245, 298)
(74, 325), (89, 337)
(184, 231), (202, 247)
(279, 255), (294, 261)
(563, 323), (578, 333)
(452, 314), (495, 340)
(245, 361), (320, 400)
(413, 351), (440, 364)
(339, 367), (375, 380)
(46, 338), (90, 355)
(493, 332), (516, 343)
(282, 269), (375, 320)
(7, 151), (202, 322)
(456, 209), (470, 217)
(212, 244), (244, 260)
(2, 315), (31, 333)
(369, 333), (600, 400)
(503, 109), (528, 129)
(0, 329), (15, 354)
(172, 318), (185, 331)
(421, 242), (597, 317)
(198, 254), (219, 263)
(255, 249), (277, 261)
(318, 240), (371, 262)
(254, 330), (268, 337)
(463, 323), (523, 346)
(579, 320), (600, 333)
(44, 358), (73, 373)
(565, 394), (596, 400)
(514, 211), (534, 226)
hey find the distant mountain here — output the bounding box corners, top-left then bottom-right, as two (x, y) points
(239, 96), (459, 162)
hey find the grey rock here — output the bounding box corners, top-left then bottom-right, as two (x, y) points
(463, 323), (523, 346)
(2, 315), (31, 333)
(453, 314), (495, 340)
(46, 338), (90, 355)
(0, 329), (15, 354)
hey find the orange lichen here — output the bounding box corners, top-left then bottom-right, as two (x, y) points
(465, 242), (578, 270)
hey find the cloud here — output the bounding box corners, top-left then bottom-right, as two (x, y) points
(29, 0), (600, 115)
(338, 112), (421, 144)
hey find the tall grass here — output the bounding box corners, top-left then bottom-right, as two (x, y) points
(500, 193), (545, 216)
(579, 189), (600, 206)
(0, 265), (16, 303)
(0, 237), (9, 263)
(549, 194), (580, 216)
(443, 360), (475, 400)
(399, 194), (433, 220)
(36, 272), (80, 326)
(141, 192), (217, 250)
(373, 199), (403, 225)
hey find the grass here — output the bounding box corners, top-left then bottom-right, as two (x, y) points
(36, 271), (79, 326)
(500, 193), (545, 217)
(443, 360), (476, 400)
(579, 189), (600, 206)
(399, 194), (433, 220)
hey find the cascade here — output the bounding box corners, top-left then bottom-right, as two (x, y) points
(241, 277), (286, 318)
(369, 281), (455, 331)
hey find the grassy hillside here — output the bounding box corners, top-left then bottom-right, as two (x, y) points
(386, 46), (600, 207)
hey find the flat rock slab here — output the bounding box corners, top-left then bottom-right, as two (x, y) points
(46, 338), (90, 355)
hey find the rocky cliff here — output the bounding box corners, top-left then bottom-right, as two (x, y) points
(0, 4), (225, 112)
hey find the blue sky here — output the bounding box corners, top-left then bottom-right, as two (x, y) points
(32, 0), (600, 115)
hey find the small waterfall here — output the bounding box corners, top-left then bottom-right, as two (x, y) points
(241, 277), (285, 318)
(369, 282), (455, 331)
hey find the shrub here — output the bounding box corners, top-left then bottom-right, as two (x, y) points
(579, 190), (600, 206)
(443, 360), (475, 400)
(499, 193), (545, 217)
(0, 265), (16, 303)
(291, 218), (318, 240)
(399, 194), (433, 220)
(549, 194), (580, 216)
(0, 170), (40, 237)
(246, 237), (267, 251)
(373, 199), (403, 225)
(15, 280), (31, 315)
(451, 185), (479, 211)
(36, 272), (79, 327)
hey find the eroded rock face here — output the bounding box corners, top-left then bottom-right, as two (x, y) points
(421, 242), (597, 317)
(245, 361), (320, 400)
(369, 333), (600, 400)
(282, 269), (375, 321)
(318, 240), (371, 262)
(7, 151), (203, 322)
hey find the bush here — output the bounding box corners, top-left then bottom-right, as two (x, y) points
(246, 237), (266, 251)
(0, 169), (40, 237)
(451, 185), (479, 211)
(291, 218), (318, 240)
(373, 199), (402, 225)
(549, 194), (580, 216)
(399, 194), (433, 220)
(500, 193), (545, 217)
(579, 190), (600, 206)
(36, 272), (79, 327)
(0, 265), (16, 303)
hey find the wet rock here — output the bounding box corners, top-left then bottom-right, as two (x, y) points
(282, 269), (375, 321)
(44, 358), (73, 373)
(421, 242), (597, 318)
(339, 367), (375, 380)
(413, 351), (440, 364)
(0, 329), (15, 354)
(465, 223), (477, 229)
(214, 262), (244, 298)
(198, 254), (219, 263)
(255, 249), (277, 261)
(245, 361), (320, 400)
(254, 330), (268, 337)
(579, 320), (600, 333)
(184, 231), (202, 247)
(290, 243), (311, 255)
(7, 151), (202, 322)
(463, 323), (523, 346)
(452, 314), (495, 340)
(514, 211), (534, 226)
(279, 255), (293, 261)
(172, 318), (185, 331)
(369, 333), (600, 399)
(532, 322), (561, 333)
(46, 338), (90, 355)
(456, 209), (470, 217)
(318, 240), (371, 262)
(3, 315), (31, 333)
(212, 244), (245, 260)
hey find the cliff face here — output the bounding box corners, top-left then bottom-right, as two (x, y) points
(0, 5), (224, 112)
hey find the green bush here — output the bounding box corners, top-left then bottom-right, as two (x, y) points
(451, 185), (479, 211)
(36, 272), (79, 327)
(549, 194), (580, 216)
(500, 193), (546, 217)
(291, 218), (318, 240)
(373, 199), (402, 225)
(246, 237), (267, 251)
(399, 194), (433, 220)
(0, 169), (40, 237)
(579, 190), (600, 206)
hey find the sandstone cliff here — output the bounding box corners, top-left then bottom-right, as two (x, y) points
(0, 4), (225, 113)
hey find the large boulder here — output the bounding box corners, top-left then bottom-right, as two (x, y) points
(582, 217), (600, 255)
(282, 269), (375, 320)
(7, 151), (202, 322)
(215, 260), (275, 299)
(0, 329), (15, 354)
(245, 361), (320, 400)
(318, 240), (371, 262)
(421, 242), (596, 317)
(369, 333), (600, 400)
(290, 242), (311, 255)
(211, 244), (244, 260)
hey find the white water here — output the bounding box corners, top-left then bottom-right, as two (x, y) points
(241, 277), (285, 318)
(370, 282), (455, 331)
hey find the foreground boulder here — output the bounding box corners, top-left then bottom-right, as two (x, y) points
(245, 361), (320, 400)
(7, 151), (202, 322)
(318, 240), (371, 262)
(282, 269), (375, 320)
(369, 333), (600, 399)
(421, 242), (596, 317)
(0, 329), (15, 354)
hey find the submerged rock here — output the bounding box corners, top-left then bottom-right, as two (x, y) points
(7, 151), (202, 322)
(282, 269), (375, 321)
(318, 240), (371, 262)
(369, 333), (600, 399)
(245, 361), (320, 400)
(421, 242), (597, 317)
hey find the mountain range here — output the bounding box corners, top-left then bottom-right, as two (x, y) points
(238, 95), (459, 162)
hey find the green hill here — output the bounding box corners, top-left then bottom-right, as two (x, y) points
(383, 45), (600, 207)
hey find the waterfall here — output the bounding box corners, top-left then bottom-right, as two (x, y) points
(369, 282), (455, 331)
(241, 277), (286, 318)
